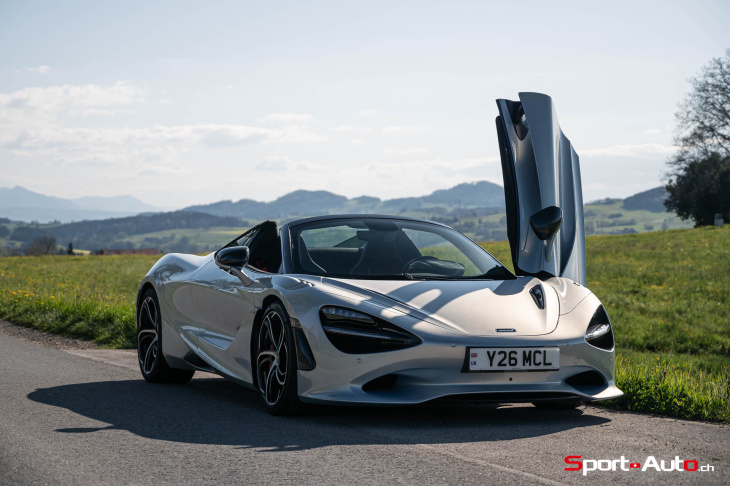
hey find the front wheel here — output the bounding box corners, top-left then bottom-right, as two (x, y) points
(137, 288), (194, 384)
(254, 302), (308, 416)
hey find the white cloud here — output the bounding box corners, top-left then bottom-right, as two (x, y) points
(159, 99), (172, 104)
(267, 125), (326, 144)
(358, 109), (380, 117)
(330, 125), (373, 132)
(0, 83), (326, 166)
(580, 143), (676, 157)
(382, 126), (423, 134)
(351, 139), (363, 145)
(0, 82), (145, 123)
(260, 113), (315, 124)
(296, 160), (326, 171)
(255, 156), (325, 172)
(3, 123), (325, 151)
(256, 156), (293, 171)
(384, 147), (430, 156)
(643, 128), (662, 134)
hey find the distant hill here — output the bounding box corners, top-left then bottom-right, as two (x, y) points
(185, 181), (506, 219)
(0, 186), (161, 223)
(622, 186), (669, 213)
(423, 181), (506, 207)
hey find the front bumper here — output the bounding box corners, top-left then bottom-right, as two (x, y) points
(296, 338), (623, 405)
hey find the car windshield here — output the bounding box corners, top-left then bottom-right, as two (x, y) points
(290, 218), (513, 280)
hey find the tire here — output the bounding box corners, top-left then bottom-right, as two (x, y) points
(254, 302), (308, 416)
(137, 287), (195, 384)
(532, 401), (581, 410)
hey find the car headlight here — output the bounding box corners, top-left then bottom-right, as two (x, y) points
(320, 306), (422, 354)
(584, 305), (615, 350)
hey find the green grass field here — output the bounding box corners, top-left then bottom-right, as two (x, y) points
(0, 226), (728, 422)
(0, 255), (157, 348)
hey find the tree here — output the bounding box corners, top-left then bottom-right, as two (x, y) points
(665, 50), (730, 225)
(25, 236), (58, 256)
(665, 153), (730, 225)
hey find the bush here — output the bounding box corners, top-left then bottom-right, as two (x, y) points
(26, 236), (58, 256)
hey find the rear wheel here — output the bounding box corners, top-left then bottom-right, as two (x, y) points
(254, 302), (308, 416)
(532, 401), (581, 410)
(137, 288), (194, 384)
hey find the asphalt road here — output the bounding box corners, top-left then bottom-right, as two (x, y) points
(0, 331), (728, 486)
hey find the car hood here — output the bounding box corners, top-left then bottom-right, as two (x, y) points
(322, 277), (561, 336)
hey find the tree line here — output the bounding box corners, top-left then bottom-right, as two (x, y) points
(5, 211), (249, 255)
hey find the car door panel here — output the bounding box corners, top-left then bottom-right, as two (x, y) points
(496, 92), (586, 285)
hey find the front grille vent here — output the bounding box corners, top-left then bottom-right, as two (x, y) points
(362, 374), (399, 392)
(566, 370), (606, 388)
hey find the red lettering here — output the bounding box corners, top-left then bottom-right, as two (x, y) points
(684, 460), (698, 471)
(565, 455), (582, 471)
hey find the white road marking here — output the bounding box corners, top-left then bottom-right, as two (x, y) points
(65, 349), (138, 371)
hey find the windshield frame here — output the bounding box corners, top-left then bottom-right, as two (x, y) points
(283, 215), (514, 281)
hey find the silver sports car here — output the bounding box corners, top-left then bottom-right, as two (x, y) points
(136, 92), (623, 415)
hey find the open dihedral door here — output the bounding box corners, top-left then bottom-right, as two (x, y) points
(495, 92), (586, 286)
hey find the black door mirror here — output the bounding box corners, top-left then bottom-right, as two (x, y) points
(529, 206), (563, 241)
(215, 246), (250, 269)
(529, 206), (563, 263)
(215, 246), (253, 286)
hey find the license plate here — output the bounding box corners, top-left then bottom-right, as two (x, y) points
(467, 347), (560, 371)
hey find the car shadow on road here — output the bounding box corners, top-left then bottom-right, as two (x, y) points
(28, 377), (611, 451)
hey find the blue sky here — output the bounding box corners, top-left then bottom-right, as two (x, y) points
(1, 0), (728, 208)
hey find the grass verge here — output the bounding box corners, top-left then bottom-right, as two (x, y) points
(0, 255), (158, 348)
(606, 352), (730, 423)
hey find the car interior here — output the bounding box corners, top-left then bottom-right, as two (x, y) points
(294, 228), (468, 277)
(296, 229), (423, 276)
(227, 221), (282, 273)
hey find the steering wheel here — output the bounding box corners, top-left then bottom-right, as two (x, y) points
(401, 255), (438, 274)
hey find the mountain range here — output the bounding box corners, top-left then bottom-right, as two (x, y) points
(0, 181), (506, 223)
(184, 181), (507, 220)
(0, 186), (161, 223)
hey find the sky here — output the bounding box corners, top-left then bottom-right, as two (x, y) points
(1, 0), (728, 209)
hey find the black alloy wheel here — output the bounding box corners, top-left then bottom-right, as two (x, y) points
(255, 302), (308, 415)
(137, 288), (194, 384)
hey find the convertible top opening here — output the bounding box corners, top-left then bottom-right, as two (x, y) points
(289, 217), (510, 280)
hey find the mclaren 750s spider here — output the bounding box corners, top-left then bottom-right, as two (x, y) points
(136, 92), (622, 415)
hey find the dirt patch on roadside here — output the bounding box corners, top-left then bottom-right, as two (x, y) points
(0, 319), (100, 350)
